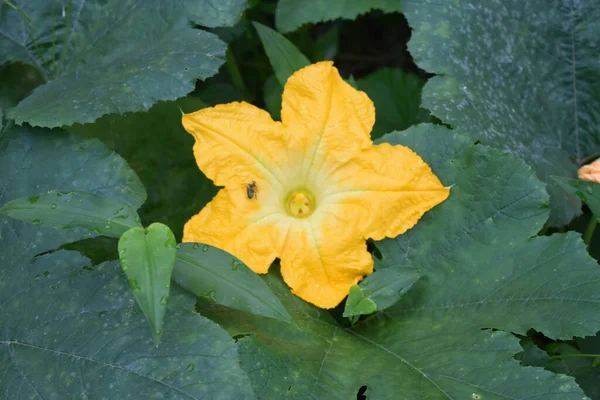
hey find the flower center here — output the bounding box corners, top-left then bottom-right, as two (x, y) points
(286, 190), (315, 218)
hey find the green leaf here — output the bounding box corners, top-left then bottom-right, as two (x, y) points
(263, 75), (283, 120)
(2, 1), (247, 127)
(343, 267), (420, 318)
(356, 68), (433, 139)
(404, 1), (600, 226)
(519, 335), (600, 400)
(552, 177), (600, 217)
(0, 125), (146, 263)
(119, 223), (177, 346)
(253, 22), (310, 87)
(199, 124), (599, 398)
(0, 253), (254, 398)
(275, 0), (403, 33)
(0, 190), (142, 238)
(173, 243), (291, 322)
(70, 97), (217, 240)
(343, 285), (377, 317)
(0, 125), (253, 397)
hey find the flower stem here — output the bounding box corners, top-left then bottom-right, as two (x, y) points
(550, 353), (599, 360)
(583, 217), (597, 246)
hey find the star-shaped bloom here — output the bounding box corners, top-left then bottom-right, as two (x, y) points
(182, 62), (449, 308)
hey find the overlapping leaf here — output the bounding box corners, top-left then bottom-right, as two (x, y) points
(275, 0), (402, 32)
(356, 68), (432, 139)
(1, 0), (247, 127)
(0, 125), (146, 270)
(0, 125), (253, 398)
(519, 334), (600, 400)
(404, 0), (600, 226)
(199, 124), (600, 399)
(70, 97), (217, 239)
(0, 254), (253, 399)
(174, 243), (291, 322)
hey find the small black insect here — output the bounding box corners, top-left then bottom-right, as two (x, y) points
(246, 181), (258, 199)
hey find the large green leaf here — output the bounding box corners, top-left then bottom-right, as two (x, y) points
(0, 190), (142, 238)
(1, 0), (247, 127)
(119, 223), (177, 345)
(404, 1), (600, 226)
(0, 125), (146, 269)
(70, 97), (217, 240)
(275, 0), (402, 33)
(0, 125), (253, 397)
(173, 243), (291, 322)
(199, 124), (600, 398)
(356, 68), (433, 139)
(0, 253), (253, 399)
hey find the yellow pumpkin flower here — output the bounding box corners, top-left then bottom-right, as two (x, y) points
(579, 158), (600, 183)
(181, 62), (449, 308)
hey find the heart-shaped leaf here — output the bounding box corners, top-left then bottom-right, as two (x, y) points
(119, 223), (177, 345)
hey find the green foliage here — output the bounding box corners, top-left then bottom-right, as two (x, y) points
(553, 177), (600, 217)
(253, 22), (310, 87)
(119, 223), (177, 345)
(173, 243), (291, 322)
(70, 97), (217, 239)
(403, 0), (600, 227)
(199, 124), (599, 398)
(519, 335), (600, 400)
(1, 0), (247, 127)
(343, 267), (420, 318)
(3, 2), (600, 398)
(0, 125), (252, 397)
(0, 190), (142, 238)
(275, 0), (402, 32)
(1, 256), (253, 399)
(356, 68), (432, 138)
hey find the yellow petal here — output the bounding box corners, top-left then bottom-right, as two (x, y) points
(182, 102), (288, 189)
(279, 217), (373, 309)
(320, 143), (450, 240)
(183, 184), (290, 273)
(578, 158), (600, 183)
(281, 62), (375, 186)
